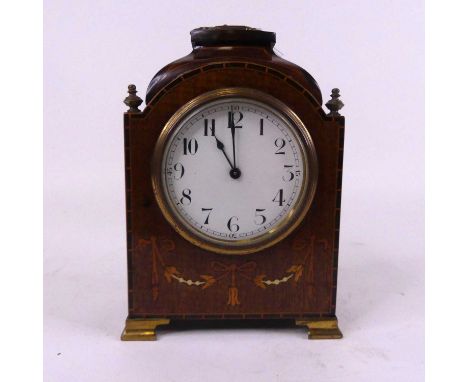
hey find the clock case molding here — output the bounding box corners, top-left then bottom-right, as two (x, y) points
(121, 26), (345, 340)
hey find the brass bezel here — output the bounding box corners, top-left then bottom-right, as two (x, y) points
(151, 88), (318, 255)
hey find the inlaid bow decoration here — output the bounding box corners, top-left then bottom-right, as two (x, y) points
(211, 261), (257, 306)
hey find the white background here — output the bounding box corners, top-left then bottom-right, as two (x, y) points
(44, 1), (424, 381)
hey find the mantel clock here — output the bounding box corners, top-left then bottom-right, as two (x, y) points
(121, 26), (345, 340)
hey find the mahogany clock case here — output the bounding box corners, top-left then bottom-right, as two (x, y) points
(121, 26), (345, 339)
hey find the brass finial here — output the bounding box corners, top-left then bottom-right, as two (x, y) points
(325, 88), (344, 117)
(124, 84), (143, 113)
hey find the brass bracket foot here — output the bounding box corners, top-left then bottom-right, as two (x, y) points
(121, 318), (170, 341)
(296, 317), (343, 340)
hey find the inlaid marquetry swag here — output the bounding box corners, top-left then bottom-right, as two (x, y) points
(136, 234), (325, 307)
(121, 26), (345, 341)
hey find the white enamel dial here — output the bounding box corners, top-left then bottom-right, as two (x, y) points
(154, 92), (317, 254)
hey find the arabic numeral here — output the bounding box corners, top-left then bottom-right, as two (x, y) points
(274, 138), (286, 154)
(283, 165), (295, 181)
(173, 162), (185, 179)
(202, 208), (213, 224)
(227, 216), (240, 232)
(254, 209), (266, 225)
(204, 119), (215, 136)
(183, 138), (198, 155)
(180, 189), (192, 205)
(272, 189), (285, 206)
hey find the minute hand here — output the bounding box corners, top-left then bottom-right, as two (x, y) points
(229, 112), (238, 168)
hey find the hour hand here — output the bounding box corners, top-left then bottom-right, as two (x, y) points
(213, 135), (241, 179)
(214, 135), (234, 168)
(215, 136), (227, 153)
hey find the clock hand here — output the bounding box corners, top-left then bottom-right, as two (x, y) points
(229, 112), (237, 169)
(214, 136), (234, 169)
(227, 111), (242, 179)
(213, 135), (241, 179)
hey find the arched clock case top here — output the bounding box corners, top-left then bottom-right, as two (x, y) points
(121, 26), (345, 340)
